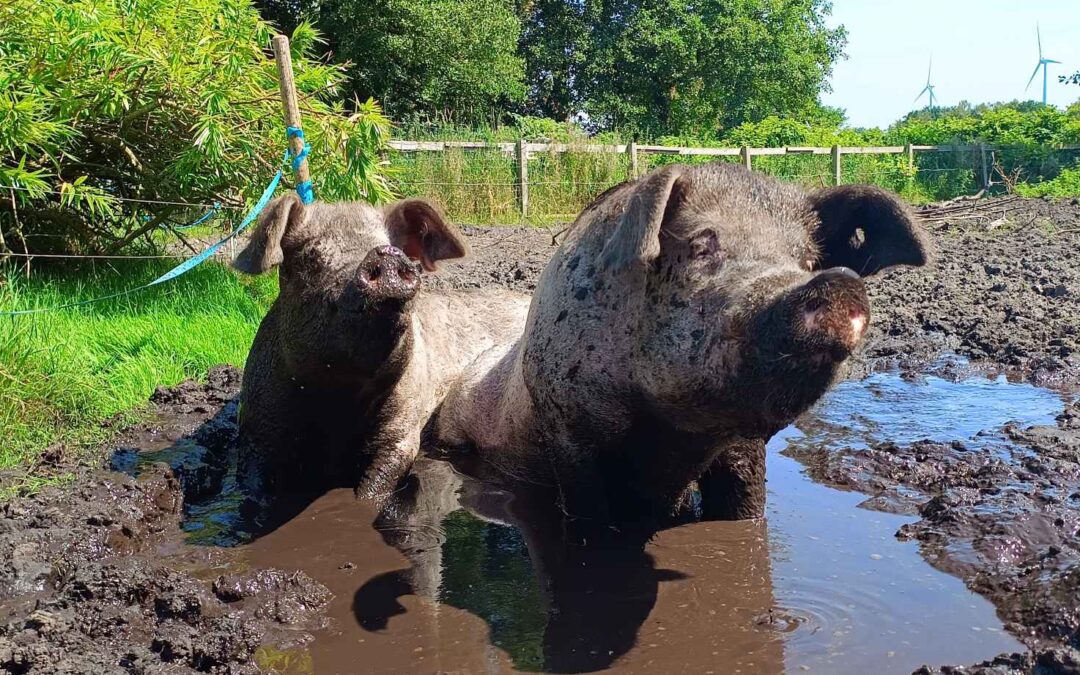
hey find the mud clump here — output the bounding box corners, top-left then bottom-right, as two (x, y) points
(862, 197), (1080, 384)
(789, 397), (1080, 673)
(915, 646), (1080, 674)
(213, 569), (331, 625)
(0, 367), (330, 674)
(422, 224), (556, 293)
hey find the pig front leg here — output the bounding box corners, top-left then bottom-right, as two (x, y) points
(356, 435), (418, 502)
(698, 436), (767, 521)
(355, 396), (426, 503)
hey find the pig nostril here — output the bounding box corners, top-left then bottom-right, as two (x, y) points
(803, 297), (826, 314)
(368, 266), (382, 281)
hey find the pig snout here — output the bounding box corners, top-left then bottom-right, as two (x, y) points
(357, 245), (420, 302)
(790, 267), (870, 359)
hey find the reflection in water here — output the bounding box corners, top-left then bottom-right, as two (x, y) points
(438, 511), (547, 669)
(131, 370), (1065, 673)
(343, 369), (1058, 673)
(789, 370), (1063, 452)
(353, 457), (785, 674)
(764, 440), (1023, 672)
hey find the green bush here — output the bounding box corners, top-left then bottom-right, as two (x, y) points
(0, 0), (393, 255)
(1015, 164), (1080, 198)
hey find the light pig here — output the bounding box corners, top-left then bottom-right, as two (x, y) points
(435, 163), (931, 522)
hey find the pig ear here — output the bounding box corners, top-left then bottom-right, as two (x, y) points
(232, 194), (304, 274)
(384, 199), (468, 272)
(600, 164), (686, 271)
(809, 185), (933, 276)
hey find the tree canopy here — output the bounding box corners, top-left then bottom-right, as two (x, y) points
(266, 0), (527, 125)
(0, 0), (393, 254)
(264, 0), (846, 134)
(575, 0), (846, 136)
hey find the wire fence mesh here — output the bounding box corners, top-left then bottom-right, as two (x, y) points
(387, 143), (1080, 226)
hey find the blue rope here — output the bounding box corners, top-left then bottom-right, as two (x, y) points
(1, 157), (287, 316)
(173, 203), (220, 230)
(285, 126), (314, 204)
(294, 180), (314, 204)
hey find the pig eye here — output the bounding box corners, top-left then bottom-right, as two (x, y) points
(690, 230), (723, 260)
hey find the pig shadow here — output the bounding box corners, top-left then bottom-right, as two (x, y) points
(352, 457), (690, 674)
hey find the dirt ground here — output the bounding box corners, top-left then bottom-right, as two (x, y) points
(2, 196), (1080, 674)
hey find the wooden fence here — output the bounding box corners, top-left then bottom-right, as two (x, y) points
(388, 140), (1080, 218)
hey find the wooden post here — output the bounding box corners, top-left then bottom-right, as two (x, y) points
(627, 140), (639, 179)
(831, 145), (842, 186)
(979, 143), (990, 190)
(905, 142), (914, 174)
(271, 35), (311, 195)
(741, 146), (752, 171)
(516, 139), (529, 218)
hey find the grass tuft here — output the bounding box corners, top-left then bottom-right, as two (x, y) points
(0, 260), (276, 494)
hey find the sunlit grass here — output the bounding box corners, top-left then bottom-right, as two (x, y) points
(0, 259), (277, 494)
(391, 144), (986, 225)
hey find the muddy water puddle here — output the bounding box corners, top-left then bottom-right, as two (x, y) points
(144, 370), (1069, 674)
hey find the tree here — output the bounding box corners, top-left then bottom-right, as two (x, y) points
(517, 0), (592, 121)
(0, 0), (393, 255)
(579, 0), (846, 136)
(317, 0), (526, 125)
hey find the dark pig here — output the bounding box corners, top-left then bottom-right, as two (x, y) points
(233, 194), (530, 501)
(436, 163), (931, 522)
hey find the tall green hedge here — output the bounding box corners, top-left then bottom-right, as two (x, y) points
(0, 0), (393, 254)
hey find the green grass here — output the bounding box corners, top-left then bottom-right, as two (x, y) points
(389, 143), (988, 225)
(1015, 164), (1080, 198)
(392, 144), (632, 226)
(0, 259), (277, 495)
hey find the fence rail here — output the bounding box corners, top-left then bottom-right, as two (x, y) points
(387, 140), (1080, 220)
(388, 140), (1080, 155)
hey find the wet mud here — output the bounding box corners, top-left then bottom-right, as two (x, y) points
(1, 196), (1079, 673)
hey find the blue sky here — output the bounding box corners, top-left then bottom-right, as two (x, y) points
(820, 0), (1080, 128)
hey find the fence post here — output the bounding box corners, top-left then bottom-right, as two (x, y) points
(831, 145), (842, 186)
(905, 143), (914, 174)
(516, 138), (529, 219)
(979, 143), (990, 190)
(627, 140), (639, 179)
(271, 35), (311, 196)
(741, 146), (752, 171)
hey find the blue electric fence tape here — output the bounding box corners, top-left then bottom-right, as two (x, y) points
(2, 153), (288, 316)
